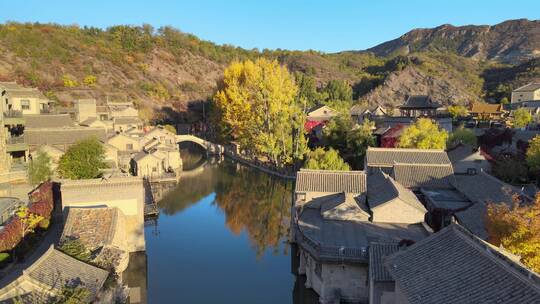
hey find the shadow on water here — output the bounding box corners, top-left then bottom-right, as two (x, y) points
(142, 146), (319, 303)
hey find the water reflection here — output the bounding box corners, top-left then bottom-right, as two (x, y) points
(141, 146), (317, 303)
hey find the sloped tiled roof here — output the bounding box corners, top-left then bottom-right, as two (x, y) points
(61, 207), (121, 250)
(400, 95), (440, 109)
(24, 114), (74, 129)
(367, 171), (426, 213)
(513, 83), (540, 92)
(366, 147), (450, 167)
(114, 116), (142, 125)
(469, 102), (503, 114)
(295, 169), (366, 194)
(392, 163), (455, 189)
(25, 127), (106, 146)
(369, 242), (399, 282)
(25, 246), (108, 296)
(451, 171), (529, 206)
(385, 224), (540, 304)
(319, 192), (370, 222)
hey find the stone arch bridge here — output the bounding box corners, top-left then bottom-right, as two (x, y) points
(175, 135), (223, 155)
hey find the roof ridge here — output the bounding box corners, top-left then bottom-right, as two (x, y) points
(299, 169), (365, 174)
(393, 162), (452, 167)
(367, 147), (445, 152)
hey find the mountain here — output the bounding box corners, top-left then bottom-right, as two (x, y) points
(0, 20), (539, 122)
(368, 19), (540, 64)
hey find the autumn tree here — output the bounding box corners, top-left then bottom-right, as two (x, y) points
(28, 150), (53, 185)
(486, 194), (540, 273)
(398, 118), (448, 149)
(526, 135), (540, 172)
(322, 79), (353, 113)
(304, 147), (350, 171)
(213, 58), (307, 166)
(513, 108), (532, 129)
(448, 127), (477, 147)
(447, 105), (468, 120)
(58, 137), (107, 179)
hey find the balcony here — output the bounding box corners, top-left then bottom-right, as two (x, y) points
(6, 136), (28, 152)
(3, 110), (25, 125)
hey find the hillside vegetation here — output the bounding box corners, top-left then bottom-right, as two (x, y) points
(0, 20), (539, 122)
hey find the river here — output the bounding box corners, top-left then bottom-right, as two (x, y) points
(125, 146), (318, 303)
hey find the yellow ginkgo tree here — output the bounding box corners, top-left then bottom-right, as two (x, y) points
(16, 207), (44, 240)
(486, 194), (540, 273)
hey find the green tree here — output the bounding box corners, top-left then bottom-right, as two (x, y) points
(398, 118), (448, 149)
(28, 150), (52, 185)
(163, 124), (177, 134)
(322, 79), (353, 113)
(323, 116), (374, 169)
(294, 72), (326, 111)
(346, 120), (375, 168)
(526, 135), (540, 172)
(58, 138), (107, 179)
(493, 158), (528, 184)
(323, 79), (352, 103)
(447, 105), (468, 120)
(513, 108), (532, 129)
(51, 286), (92, 304)
(448, 127), (477, 147)
(213, 58), (307, 166)
(304, 147), (350, 171)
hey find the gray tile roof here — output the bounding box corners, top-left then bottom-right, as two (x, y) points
(25, 127), (107, 146)
(295, 169), (367, 194)
(369, 242), (399, 282)
(25, 246), (108, 296)
(392, 163), (455, 189)
(24, 114), (74, 128)
(513, 83), (540, 92)
(452, 171), (529, 206)
(454, 201), (489, 239)
(319, 193), (370, 222)
(385, 224), (540, 304)
(114, 116), (142, 125)
(366, 147), (450, 168)
(367, 171), (426, 213)
(61, 207), (120, 250)
(400, 95), (440, 109)
(297, 208), (427, 262)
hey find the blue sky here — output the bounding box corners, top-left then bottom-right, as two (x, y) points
(0, 0), (538, 52)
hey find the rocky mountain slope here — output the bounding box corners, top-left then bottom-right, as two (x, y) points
(368, 19), (540, 64)
(0, 19), (538, 122)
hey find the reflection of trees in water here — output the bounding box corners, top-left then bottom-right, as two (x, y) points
(214, 163), (293, 257)
(157, 164), (221, 215)
(158, 159), (293, 257)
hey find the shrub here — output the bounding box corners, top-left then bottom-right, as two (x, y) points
(0, 252), (10, 263)
(62, 75), (78, 87)
(83, 75), (97, 86)
(38, 219), (50, 229)
(59, 238), (91, 262)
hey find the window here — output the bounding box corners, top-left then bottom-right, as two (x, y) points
(126, 144), (133, 150)
(21, 100), (30, 110)
(152, 166), (157, 172)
